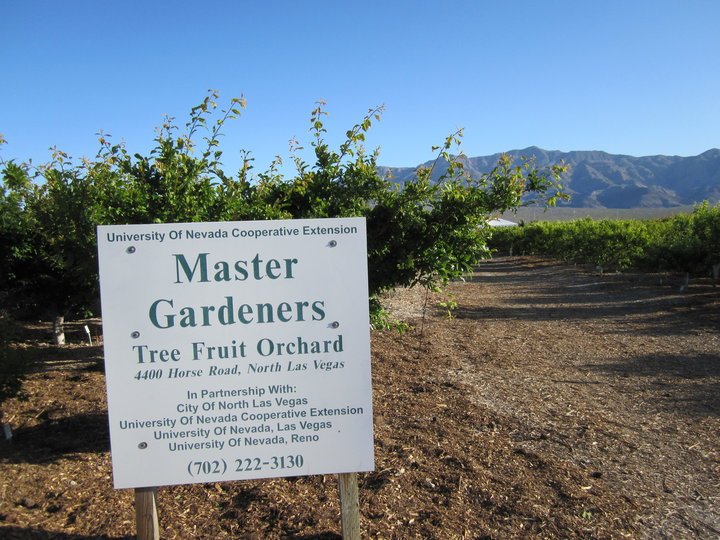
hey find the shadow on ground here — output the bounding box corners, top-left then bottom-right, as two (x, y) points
(587, 352), (720, 417)
(0, 412), (110, 464)
(1, 318), (103, 408)
(456, 259), (720, 336)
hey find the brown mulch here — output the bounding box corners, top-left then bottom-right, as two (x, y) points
(1, 256), (719, 539)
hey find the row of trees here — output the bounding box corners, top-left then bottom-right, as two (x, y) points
(489, 205), (720, 276)
(1, 92), (567, 342)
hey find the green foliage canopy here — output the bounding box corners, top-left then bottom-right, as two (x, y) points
(488, 205), (720, 275)
(0, 93), (567, 325)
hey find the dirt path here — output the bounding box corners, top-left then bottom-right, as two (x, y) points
(406, 257), (720, 538)
(1, 256), (718, 538)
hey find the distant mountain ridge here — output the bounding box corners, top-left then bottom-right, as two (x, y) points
(379, 147), (720, 208)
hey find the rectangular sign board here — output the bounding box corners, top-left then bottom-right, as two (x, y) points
(97, 217), (374, 489)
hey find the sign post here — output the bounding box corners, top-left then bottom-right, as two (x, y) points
(97, 217), (373, 537)
(135, 487), (159, 540)
(338, 472), (361, 539)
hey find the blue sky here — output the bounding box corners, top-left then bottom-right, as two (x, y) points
(2, 0), (718, 177)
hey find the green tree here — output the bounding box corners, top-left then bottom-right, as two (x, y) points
(1, 148), (130, 343)
(0, 158), (36, 296)
(0, 93), (568, 338)
(691, 202), (720, 277)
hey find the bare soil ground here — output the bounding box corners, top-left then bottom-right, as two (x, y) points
(1, 256), (718, 539)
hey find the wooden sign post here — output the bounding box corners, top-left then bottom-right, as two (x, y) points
(133, 478), (360, 539)
(97, 218), (374, 539)
(135, 487), (159, 540)
(338, 472), (361, 539)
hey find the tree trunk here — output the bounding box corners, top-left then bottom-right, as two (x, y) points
(53, 315), (66, 346)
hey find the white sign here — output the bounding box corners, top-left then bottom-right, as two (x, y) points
(97, 218), (374, 489)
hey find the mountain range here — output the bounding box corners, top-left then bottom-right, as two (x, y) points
(378, 147), (720, 208)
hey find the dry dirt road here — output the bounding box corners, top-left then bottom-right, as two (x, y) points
(1, 256), (718, 539)
(391, 256), (720, 538)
